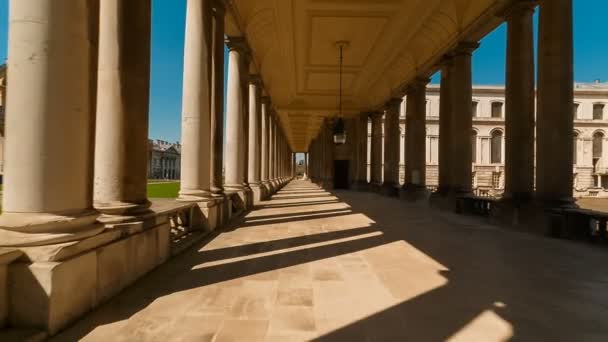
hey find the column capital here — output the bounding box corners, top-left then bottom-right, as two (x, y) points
(385, 98), (403, 111)
(212, 0), (226, 15)
(367, 111), (383, 119)
(501, 0), (537, 19)
(404, 78), (430, 94)
(249, 74), (263, 86)
(451, 42), (480, 57)
(225, 36), (250, 53)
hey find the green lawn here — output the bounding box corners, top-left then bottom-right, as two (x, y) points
(147, 182), (180, 198)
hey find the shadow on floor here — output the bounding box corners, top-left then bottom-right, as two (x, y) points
(53, 181), (608, 341)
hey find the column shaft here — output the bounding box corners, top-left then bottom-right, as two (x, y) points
(210, 1), (225, 196)
(260, 97), (269, 183)
(178, 0), (212, 201)
(504, 1), (536, 201)
(404, 80), (429, 189)
(224, 39), (244, 190)
(370, 113), (383, 187)
(536, 0), (574, 205)
(95, 0), (151, 213)
(383, 100), (402, 193)
(247, 76), (261, 185)
(449, 43), (478, 195)
(1, 0), (100, 243)
(437, 59), (453, 193)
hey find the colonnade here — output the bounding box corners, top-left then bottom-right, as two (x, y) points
(0, 0), (293, 247)
(308, 0), (574, 210)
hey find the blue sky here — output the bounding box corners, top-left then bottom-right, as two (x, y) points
(0, 1), (605, 143)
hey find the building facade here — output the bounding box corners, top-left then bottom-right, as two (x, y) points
(147, 139), (181, 180)
(368, 82), (608, 198)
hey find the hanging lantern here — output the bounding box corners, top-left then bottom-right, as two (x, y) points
(333, 117), (346, 145)
(333, 41), (349, 145)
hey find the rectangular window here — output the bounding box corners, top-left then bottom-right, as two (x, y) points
(492, 172), (501, 189)
(573, 103), (580, 119)
(491, 102), (503, 118)
(472, 101), (478, 118)
(593, 104), (605, 120)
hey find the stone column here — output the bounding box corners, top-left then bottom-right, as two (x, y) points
(177, 0), (213, 202)
(304, 152), (309, 179)
(353, 114), (369, 190)
(94, 0), (151, 215)
(0, 0), (101, 246)
(247, 75), (263, 201)
(437, 58), (453, 195)
(370, 112), (383, 191)
(503, 1), (536, 202)
(210, 1), (225, 198)
(382, 99), (402, 196)
(260, 97), (270, 190)
(449, 43), (478, 196)
(536, 0), (574, 206)
(269, 114), (276, 185)
(402, 79), (429, 200)
(224, 37), (246, 191)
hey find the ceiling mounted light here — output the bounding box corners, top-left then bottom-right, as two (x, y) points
(333, 41), (349, 145)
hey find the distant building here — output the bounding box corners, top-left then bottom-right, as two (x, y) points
(147, 139), (181, 180)
(369, 82), (608, 198)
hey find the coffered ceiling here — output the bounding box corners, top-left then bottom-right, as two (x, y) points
(225, 0), (515, 151)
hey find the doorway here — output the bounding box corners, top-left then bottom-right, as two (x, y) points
(334, 160), (349, 189)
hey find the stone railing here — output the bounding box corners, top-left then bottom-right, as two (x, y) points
(150, 200), (209, 255)
(547, 207), (608, 242)
(456, 195), (499, 216)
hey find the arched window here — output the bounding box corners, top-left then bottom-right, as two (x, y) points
(472, 101), (478, 118)
(573, 132), (579, 164)
(594, 104), (605, 120)
(593, 131), (604, 159)
(471, 130), (478, 163)
(491, 130), (503, 164)
(491, 102), (503, 118)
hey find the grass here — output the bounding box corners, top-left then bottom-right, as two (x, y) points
(147, 181), (180, 199)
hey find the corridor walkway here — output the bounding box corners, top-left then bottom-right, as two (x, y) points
(55, 180), (608, 341)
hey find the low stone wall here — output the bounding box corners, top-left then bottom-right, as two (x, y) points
(2, 178), (292, 336)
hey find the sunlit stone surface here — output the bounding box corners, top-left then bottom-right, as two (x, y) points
(54, 180), (608, 341)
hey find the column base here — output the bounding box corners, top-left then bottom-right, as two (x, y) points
(0, 211), (104, 248)
(249, 183), (266, 204)
(352, 180), (369, 192)
(381, 182), (399, 197)
(7, 218), (172, 335)
(490, 196), (578, 237)
(399, 184), (429, 201)
(94, 200), (152, 216)
(370, 182), (382, 193)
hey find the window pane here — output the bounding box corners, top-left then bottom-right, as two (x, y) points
(491, 131), (503, 164)
(594, 104), (604, 120)
(593, 132), (603, 158)
(573, 133), (578, 164)
(471, 131), (477, 163)
(491, 102), (502, 118)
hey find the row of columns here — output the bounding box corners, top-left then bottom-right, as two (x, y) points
(313, 0), (573, 208)
(0, 0), (293, 246)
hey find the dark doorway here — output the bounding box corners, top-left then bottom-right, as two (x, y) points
(334, 160), (349, 189)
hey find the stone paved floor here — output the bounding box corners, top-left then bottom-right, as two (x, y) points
(54, 180), (608, 341)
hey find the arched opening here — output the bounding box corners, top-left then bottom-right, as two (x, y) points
(491, 130), (503, 164)
(573, 132), (579, 165)
(471, 130), (478, 164)
(593, 131), (604, 176)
